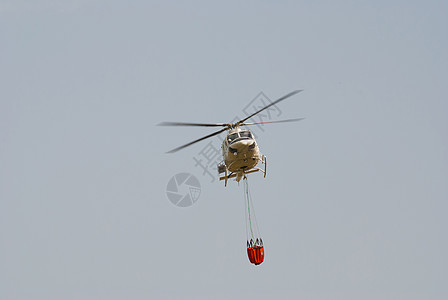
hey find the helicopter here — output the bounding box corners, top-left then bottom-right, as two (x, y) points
(159, 90), (304, 186)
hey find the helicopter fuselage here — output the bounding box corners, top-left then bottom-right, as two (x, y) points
(219, 127), (265, 183)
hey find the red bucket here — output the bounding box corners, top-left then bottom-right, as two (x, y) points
(247, 246), (264, 265)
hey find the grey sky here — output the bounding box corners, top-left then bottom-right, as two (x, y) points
(1, 1), (447, 299)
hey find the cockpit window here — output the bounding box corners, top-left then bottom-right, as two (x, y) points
(227, 131), (253, 144)
(227, 133), (239, 143)
(240, 131), (252, 139)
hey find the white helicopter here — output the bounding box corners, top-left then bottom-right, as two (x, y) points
(159, 90), (304, 186)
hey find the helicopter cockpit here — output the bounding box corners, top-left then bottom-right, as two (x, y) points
(227, 131), (253, 144)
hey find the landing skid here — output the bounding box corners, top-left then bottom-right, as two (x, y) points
(219, 155), (267, 187)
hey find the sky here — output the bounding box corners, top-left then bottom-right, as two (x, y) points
(1, 1), (447, 299)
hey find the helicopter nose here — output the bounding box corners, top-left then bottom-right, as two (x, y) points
(231, 140), (253, 151)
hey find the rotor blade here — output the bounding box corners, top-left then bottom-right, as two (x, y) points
(238, 90), (303, 124)
(166, 127), (228, 153)
(241, 118), (305, 126)
(158, 121), (229, 127)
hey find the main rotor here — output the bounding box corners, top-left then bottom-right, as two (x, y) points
(158, 90), (304, 153)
